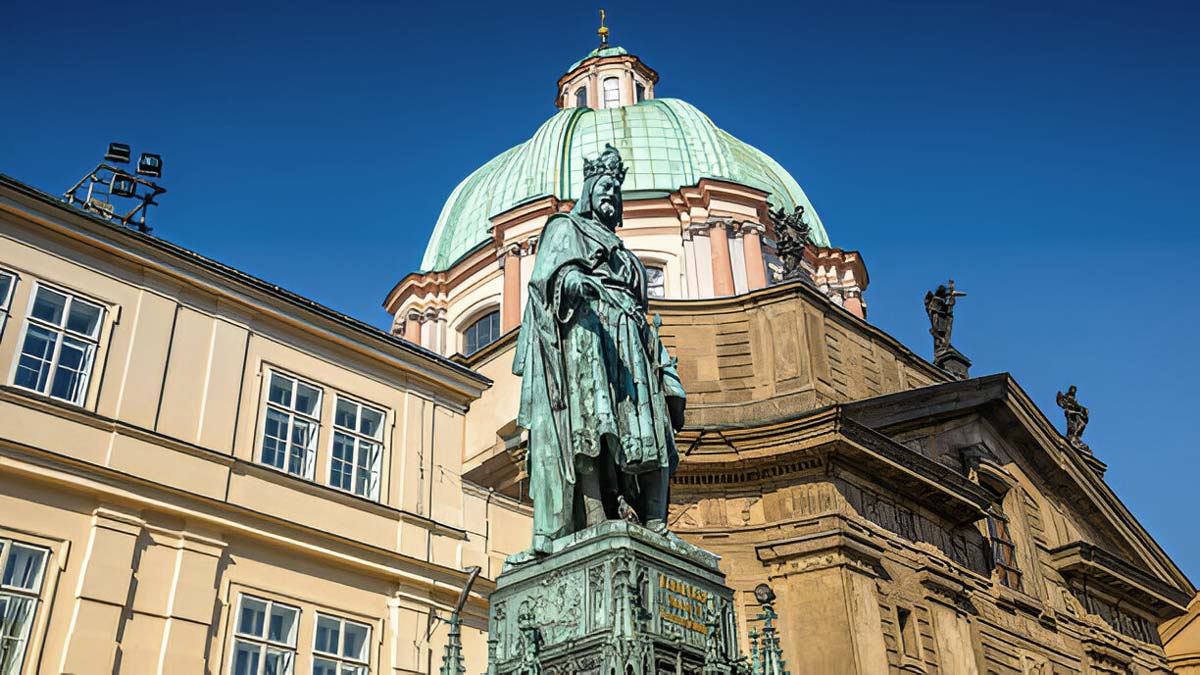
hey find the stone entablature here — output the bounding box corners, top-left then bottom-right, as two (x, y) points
(385, 180), (870, 360)
(452, 279), (944, 496)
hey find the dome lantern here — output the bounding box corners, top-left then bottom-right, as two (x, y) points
(557, 14), (658, 110)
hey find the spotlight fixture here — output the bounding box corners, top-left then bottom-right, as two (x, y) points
(136, 153), (162, 178)
(65, 142), (167, 233)
(104, 142), (131, 164)
(110, 174), (136, 198)
(753, 583), (776, 605)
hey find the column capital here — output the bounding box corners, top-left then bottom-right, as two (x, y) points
(737, 220), (766, 236)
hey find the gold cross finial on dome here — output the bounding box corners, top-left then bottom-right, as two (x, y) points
(598, 9), (609, 47)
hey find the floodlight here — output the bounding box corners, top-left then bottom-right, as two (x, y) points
(110, 174), (136, 198)
(105, 143), (131, 164)
(753, 583), (776, 605)
(136, 153), (162, 178)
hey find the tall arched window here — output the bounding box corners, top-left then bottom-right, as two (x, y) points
(463, 310), (500, 356)
(575, 87), (588, 108)
(602, 77), (621, 109)
(986, 505), (1022, 589)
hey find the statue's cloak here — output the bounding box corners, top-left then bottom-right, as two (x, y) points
(513, 210), (684, 545)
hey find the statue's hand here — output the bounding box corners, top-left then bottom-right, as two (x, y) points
(667, 395), (686, 432)
(563, 270), (601, 302)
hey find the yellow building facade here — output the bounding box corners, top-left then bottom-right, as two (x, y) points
(0, 176), (531, 674)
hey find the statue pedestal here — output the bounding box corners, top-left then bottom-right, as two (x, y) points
(934, 345), (971, 380)
(487, 521), (741, 675)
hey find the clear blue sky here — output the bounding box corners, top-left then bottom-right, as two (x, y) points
(4, 1), (1198, 581)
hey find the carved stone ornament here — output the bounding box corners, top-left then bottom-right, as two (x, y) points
(769, 204), (814, 283)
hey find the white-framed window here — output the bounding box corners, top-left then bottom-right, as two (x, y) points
(635, 82), (646, 102)
(313, 614), (371, 675)
(0, 270), (15, 336)
(644, 265), (666, 299)
(329, 397), (384, 500)
(463, 310), (500, 356)
(230, 594), (300, 675)
(602, 77), (620, 109)
(12, 283), (104, 405)
(575, 86), (588, 108)
(0, 538), (49, 674)
(260, 371), (322, 479)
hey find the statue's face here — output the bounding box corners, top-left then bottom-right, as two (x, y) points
(591, 175), (622, 229)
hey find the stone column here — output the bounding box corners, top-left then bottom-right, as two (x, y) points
(919, 571), (979, 675)
(152, 529), (228, 671)
(500, 244), (522, 332)
(738, 221), (768, 291)
(404, 311), (422, 343)
(59, 506), (144, 673)
(708, 221), (735, 297)
(756, 525), (889, 674)
(421, 308), (448, 355)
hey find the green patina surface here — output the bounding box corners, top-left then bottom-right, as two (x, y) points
(421, 98), (830, 272)
(567, 45), (630, 71)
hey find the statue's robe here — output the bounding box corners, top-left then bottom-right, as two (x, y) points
(513, 210), (684, 549)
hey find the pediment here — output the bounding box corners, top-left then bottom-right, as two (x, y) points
(843, 373), (1193, 613)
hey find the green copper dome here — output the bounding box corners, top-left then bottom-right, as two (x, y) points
(420, 98), (830, 272)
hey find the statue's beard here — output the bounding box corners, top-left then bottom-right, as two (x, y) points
(596, 199), (619, 228)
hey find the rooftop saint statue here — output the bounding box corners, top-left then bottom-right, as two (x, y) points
(1056, 384), (1092, 454)
(513, 144), (686, 556)
(924, 279), (966, 355)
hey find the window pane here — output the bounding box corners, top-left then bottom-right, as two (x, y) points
(2, 545), (46, 591)
(66, 300), (102, 337)
(355, 441), (381, 499)
(233, 640), (262, 675)
(575, 87), (587, 108)
(330, 433), (355, 491)
(268, 603), (299, 646)
(294, 382), (320, 416)
(264, 647), (295, 675)
(50, 336), (92, 402)
(314, 616), (340, 654)
(645, 266), (665, 298)
(340, 666), (367, 675)
(0, 595), (37, 675)
(334, 399), (358, 430)
(0, 273), (12, 306)
(464, 311), (500, 356)
(288, 419), (317, 476)
(268, 374), (294, 407)
(342, 622), (370, 661)
(15, 324), (57, 393)
(312, 658), (338, 675)
(358, 407), (383, 438)
(238, 597), (268, 638)
(261, 409), (291, 469)
(30, 288), (66, 325)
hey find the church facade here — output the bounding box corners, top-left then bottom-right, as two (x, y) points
(0, 36), (1193, 675)
(385, 44), (1195, 675)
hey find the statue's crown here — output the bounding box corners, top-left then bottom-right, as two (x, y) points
(584, 143), (628, 184)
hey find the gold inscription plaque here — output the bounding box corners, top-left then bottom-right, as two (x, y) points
(657, 573), (709, 634)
